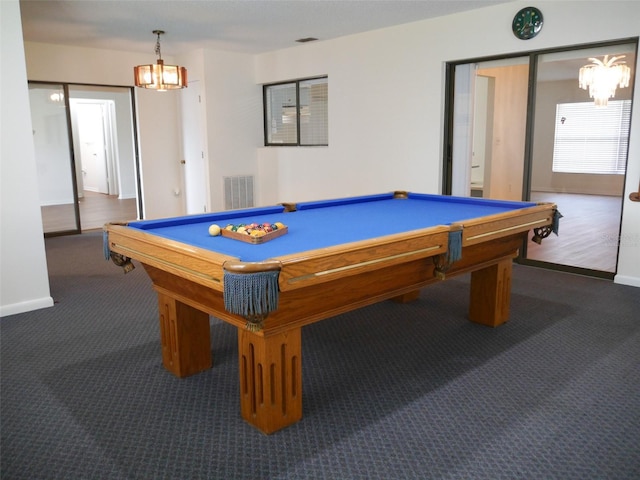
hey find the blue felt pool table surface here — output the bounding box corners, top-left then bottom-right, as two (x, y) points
(127, 193), (536, 262)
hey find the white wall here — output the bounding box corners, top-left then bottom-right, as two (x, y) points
(0, 0), (53, 316)
(201, 49), (263, 211)
(256, 23), (440, 204)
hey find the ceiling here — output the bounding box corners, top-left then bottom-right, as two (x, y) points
(19, 0), (514, 56)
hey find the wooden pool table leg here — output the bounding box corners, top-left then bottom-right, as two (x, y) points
(157, 292), (212, 377)
(238, 327), (302, 434)
(468, 257), (513, 327)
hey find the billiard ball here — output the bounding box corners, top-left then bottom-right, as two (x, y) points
(208, 224), (221, 236)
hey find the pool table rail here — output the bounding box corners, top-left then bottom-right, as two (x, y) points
(107, 224), (233, 291)
(273, 225), (450, 290)
(456, 202), (556, 247)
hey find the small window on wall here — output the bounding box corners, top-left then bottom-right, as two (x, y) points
(264, 77), (328, 146)
(552, 100), (631, 174)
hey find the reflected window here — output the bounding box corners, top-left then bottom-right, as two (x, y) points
(552, 100), (631, 175)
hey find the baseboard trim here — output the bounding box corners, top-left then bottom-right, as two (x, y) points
(0, 296), (54, 318)
(614, 275), (640, 288)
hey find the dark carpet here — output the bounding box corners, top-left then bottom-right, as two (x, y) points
(1, 231), (639, 479)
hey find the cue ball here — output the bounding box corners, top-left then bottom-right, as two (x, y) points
(208, 224), (221, 236)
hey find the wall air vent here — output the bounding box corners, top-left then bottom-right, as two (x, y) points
(224, 175), (254, 210)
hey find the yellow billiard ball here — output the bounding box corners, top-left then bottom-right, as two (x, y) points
(208, 224), (221, 236)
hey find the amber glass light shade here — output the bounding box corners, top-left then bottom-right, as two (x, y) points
(134, 59), (187, 91)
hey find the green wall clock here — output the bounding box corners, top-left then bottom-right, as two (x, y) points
(512, 6), (543, 40)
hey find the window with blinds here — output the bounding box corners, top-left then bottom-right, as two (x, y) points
(552, 100), (631, 175)
(264, 76), (328, 146)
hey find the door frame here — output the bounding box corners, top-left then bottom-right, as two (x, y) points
(443, 37), (639, 279)
(28, 81), (143, 236)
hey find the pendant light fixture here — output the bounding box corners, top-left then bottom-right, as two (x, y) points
(578, 55), (630, 107)
(134, 30), (187, 91)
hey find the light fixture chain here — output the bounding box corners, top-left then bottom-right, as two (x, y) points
(155, 31), (162, 60)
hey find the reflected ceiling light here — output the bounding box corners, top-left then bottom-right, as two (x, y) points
(578, 55), (631, 107)
(49, 91), (64, 103)
(134, 30), (187, 91)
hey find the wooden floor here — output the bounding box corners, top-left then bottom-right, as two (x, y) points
(41, 191), (138, 233)
(526, 192), (622, 273)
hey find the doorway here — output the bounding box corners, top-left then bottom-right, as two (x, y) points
(72, 100), (112, 196)
(445, 40), (637, 278)
(29, 83), (140, 235)
(525, 44), (635, 275)
(448, 57), (530, 201)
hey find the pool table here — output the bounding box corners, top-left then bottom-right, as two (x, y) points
(104, 191), (558, 434)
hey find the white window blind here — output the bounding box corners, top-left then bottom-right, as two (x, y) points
(299, 78), (328, 145)
(265, 83), (298, 144)
(552, 100), (631, 175)
(264, 77), (328, 146)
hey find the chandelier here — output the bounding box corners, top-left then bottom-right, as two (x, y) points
(578, 55), (631, 107)
(134, 30), (187, 91)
